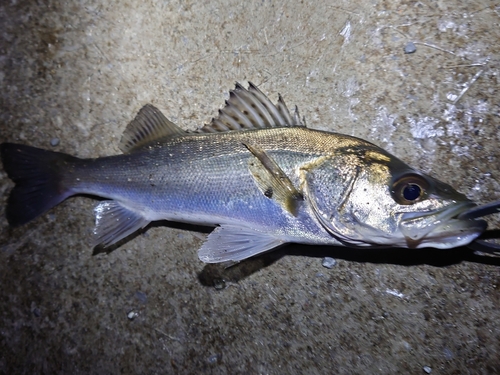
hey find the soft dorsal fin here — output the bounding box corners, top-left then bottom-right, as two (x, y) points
(119, 104), (186, 153)
(197, 82), (305, 133)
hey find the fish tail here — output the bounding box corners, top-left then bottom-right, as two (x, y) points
(0, 143), (78, 226)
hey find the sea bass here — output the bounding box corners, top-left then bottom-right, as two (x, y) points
(0, 83), (493, 262)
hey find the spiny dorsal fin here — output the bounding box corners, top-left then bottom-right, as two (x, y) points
(119, 104), (186, 153)
(197, 82), (305, 133)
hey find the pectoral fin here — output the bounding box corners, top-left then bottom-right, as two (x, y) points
(198, 225), (284, 263)
(243, 142), (303, 216)
(93, 201), (149, 247)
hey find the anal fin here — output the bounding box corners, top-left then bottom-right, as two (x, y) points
(198, 225), (284, 263)
(93, 201), (149, 247)
(243, 142), (303, 216)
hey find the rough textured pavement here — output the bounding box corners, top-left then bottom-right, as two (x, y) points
(1, 1), (499, 373)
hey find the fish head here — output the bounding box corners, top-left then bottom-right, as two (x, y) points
(305, 147), (487, 249)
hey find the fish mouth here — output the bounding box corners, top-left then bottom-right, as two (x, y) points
(399, 202), (487, 249)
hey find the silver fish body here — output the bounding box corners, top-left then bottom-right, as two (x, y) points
(0, 83), (488, 262)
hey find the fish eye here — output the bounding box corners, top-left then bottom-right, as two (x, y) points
(391, 174), (429, 205)
(403, 184), (421, 201)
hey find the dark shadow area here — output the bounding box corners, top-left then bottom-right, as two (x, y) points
(198, 241), (500, 287)
(90, 218), (500, 283)
(198, 248), (285, 287)
(92, 220), (214, 255)
(147, 220), (214, 234)
(284, 242), (500, 267)
(481, 229), (500, 239)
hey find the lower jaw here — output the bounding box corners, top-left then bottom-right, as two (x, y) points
(407, 225), (486, 249)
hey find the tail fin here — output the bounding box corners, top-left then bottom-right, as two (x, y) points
(1, 143), (77, 226)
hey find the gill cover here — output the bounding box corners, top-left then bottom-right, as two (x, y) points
(302, 156), (394, 246)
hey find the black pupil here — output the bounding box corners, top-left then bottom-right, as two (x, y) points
(403, 184), (421, 201)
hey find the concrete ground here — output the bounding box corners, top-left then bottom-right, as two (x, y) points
(1, 0), (499, 373)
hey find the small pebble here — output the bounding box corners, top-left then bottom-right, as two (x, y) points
(322, 257), (337, 269)
(404, 42), (417, 54)
(208, 354), (221, 364)
(127, 311), (138, 320)
(50, 137), (60, 147)
(423, 365), (432, 374)
(213, 278), (226, 290)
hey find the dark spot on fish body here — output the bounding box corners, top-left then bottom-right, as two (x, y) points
(264, 188), (273, 198)
(149, 174), (156, 187)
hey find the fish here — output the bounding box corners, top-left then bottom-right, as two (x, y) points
(1, 82), (497, 263)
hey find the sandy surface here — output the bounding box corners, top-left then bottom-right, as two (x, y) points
(1, 0), (499, 373)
